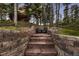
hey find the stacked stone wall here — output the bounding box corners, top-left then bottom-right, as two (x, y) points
(54, 34), (79, 56)
(0, 30), (29, 56)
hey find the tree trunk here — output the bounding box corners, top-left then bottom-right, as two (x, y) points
(14, 3), (17, 26)
(49, 4), (54, 26)
(55, 3), (60, 27)
(42, 4), (47, 26)
(1, 13), (3, 20)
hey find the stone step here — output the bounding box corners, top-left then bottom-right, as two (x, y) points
(30, 36), (52, 40)
(24, 33), (57, 56)
(28, 41), (54, 45)
(28, 44), (55, 49)
(31, 34), (51, 37)
(30, 37), (53, 42)
(24, 48), (57, 56)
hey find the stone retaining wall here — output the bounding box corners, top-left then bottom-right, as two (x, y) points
(0, 30), (30, 56)
(54, 34), (79, 56)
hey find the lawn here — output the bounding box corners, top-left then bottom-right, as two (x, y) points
(58, 28), (79, 36)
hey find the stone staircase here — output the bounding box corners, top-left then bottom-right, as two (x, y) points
(24, 33), (58, 56)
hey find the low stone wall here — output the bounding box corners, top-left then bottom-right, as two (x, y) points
(54, 34), (79, 56)
(0, 30), (30, 56)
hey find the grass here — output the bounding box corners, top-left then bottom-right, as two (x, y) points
(0, 21), (32, 31)
(0, 26), (17, 30)
(58, 28), (79, 36)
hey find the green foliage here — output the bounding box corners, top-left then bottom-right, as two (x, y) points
(70, 4), (79, 23)
(25, 4), (42, 16)
(0, 20), (13, 24)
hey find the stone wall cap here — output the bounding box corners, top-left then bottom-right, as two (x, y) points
(55, 34), (79, 41)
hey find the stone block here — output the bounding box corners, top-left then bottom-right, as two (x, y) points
(74, 41), (79, 47)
